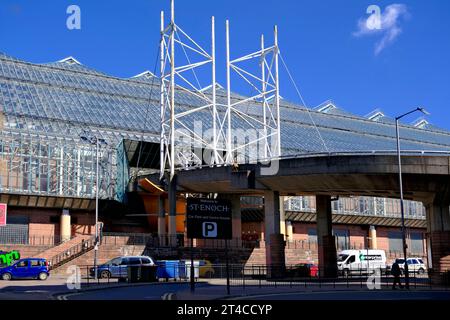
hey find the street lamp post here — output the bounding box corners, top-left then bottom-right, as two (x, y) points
(94, 138), (99, 280)
(81, 135), (106, 280)
(395, 107), (429, 289)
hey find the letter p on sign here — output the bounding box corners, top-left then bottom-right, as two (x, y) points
(202, 222), (217, 238)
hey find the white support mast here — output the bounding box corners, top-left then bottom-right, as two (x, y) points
(160, 10), (165, 179)
(211, 16), (218, 165)
(274, 25), (281, 157)
(160, 0), (220, 179)
(261, 34), (268, 159)
(225, 22), (282, 163)
(225, 20), (232, 164)
(160, 0), (282, 179)
(170, 0), (176, 179)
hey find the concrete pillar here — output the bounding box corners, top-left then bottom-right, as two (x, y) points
(60, 209), (71, 242)
(369, 226), (377, 249)
(220, 194), (242, 248)
(264, 190), (286, 278)
(425, 199), (450, 281)
(286, 221), (294, 242)
(168, 174), (178, 246)
(280, 196), (286, 239)
(316, 195), (337, 278)
(158, 196), (166, 245)
(230, 195), (242, 244)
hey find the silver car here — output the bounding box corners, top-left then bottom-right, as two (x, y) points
(91, 256), (156, 279)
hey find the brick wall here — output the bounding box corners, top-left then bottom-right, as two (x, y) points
(430, 231), (450, 272)
(6, 207), (95, 240)
(242, 222), (263, 241)
(245, 221), (428, 257)
(0, 245), (50, 258)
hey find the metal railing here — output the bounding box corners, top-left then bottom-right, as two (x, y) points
(101, 233), (259, 249)
(48, 235), (96, 269)
(72, 262), (450, 293)
(101, 233), (184, 247)
(0, 233), (75, 246)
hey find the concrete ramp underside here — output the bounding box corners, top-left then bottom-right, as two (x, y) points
(175, 155), (450, 202)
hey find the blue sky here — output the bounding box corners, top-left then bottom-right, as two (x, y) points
(1, 0), (449, 129)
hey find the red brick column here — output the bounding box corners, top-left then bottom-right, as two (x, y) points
(425, 198), (450, 285)
(318, 235), (338, 278)
(316, 195), (338, 278)
(429, 231), (450, 284)
(268, 234), (286, 278)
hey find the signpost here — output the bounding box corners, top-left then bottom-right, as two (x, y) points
(186, 198), (232, 294)
(0, 203), (7, 226)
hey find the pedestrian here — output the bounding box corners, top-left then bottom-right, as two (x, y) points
(391, 260), (403, 289)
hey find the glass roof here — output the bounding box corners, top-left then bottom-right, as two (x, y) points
(1, 52), (450, 154)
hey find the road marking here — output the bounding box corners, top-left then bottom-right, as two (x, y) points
(161, 292), (177, 300)
(57, 294), (68, 300)
(24, 290), (49, 294)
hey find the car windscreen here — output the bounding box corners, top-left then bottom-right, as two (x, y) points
(337, 254), (349, 262)
(106, 258), (121, 266)
(396, 259), (405, 264)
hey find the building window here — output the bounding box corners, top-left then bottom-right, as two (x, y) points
(333, 229), (350, 250)
(301, 197), (310, 211)
(410, 232), (424, 254)
(307, 228), (317, 244)
(388, 231), (403, 253)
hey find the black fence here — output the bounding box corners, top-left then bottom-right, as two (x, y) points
(74, 262), (450, 291)
(101, 233), (259, 249)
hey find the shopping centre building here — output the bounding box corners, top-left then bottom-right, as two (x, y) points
(1, 52), (449, 265)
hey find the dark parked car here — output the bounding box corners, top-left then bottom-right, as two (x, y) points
(286, 263), (319, 277)
(90, 256), (156, 279)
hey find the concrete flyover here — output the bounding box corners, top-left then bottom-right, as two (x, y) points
(173, 152), (450, 281)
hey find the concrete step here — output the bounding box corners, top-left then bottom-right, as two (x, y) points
(36, 235), (93, 260)
(52, 244), (147, 275)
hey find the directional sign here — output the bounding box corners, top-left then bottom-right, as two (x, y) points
(0, 203), (6, 226)
(186, 198), (232, 239)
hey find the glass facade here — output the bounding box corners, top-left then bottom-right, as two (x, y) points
(287, 196), (426, 220)
(2, 52), (450, 202)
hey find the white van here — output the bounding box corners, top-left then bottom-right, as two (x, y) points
(337, 250), (387, 276)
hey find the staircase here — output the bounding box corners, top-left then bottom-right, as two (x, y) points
(36, 235), (93, 260)
(37, 235), (96, 270)
(51, 244), (147, 276)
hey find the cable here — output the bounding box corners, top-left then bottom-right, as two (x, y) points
(175, 29), (203, 91)
(279, 52), (329, 153)
(136, 43), (161, 172)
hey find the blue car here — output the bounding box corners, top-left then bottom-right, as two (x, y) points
(0, 258), (50, 281)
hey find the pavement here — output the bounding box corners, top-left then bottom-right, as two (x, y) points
(1, 276), (449, 300)
(173, 279), (450, 300)
(233, 290), (450, 300)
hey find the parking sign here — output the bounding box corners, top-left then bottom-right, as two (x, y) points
(186, 198), (232, 239)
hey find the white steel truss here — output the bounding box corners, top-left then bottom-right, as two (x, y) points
(225, 21), (282, 163)
(160, 0), (222, 180)
(160, 0), (282, 180)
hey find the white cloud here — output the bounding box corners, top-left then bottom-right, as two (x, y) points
(353, 4), (410, 55)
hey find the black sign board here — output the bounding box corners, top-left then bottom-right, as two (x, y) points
(186, 198), (232, 239)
